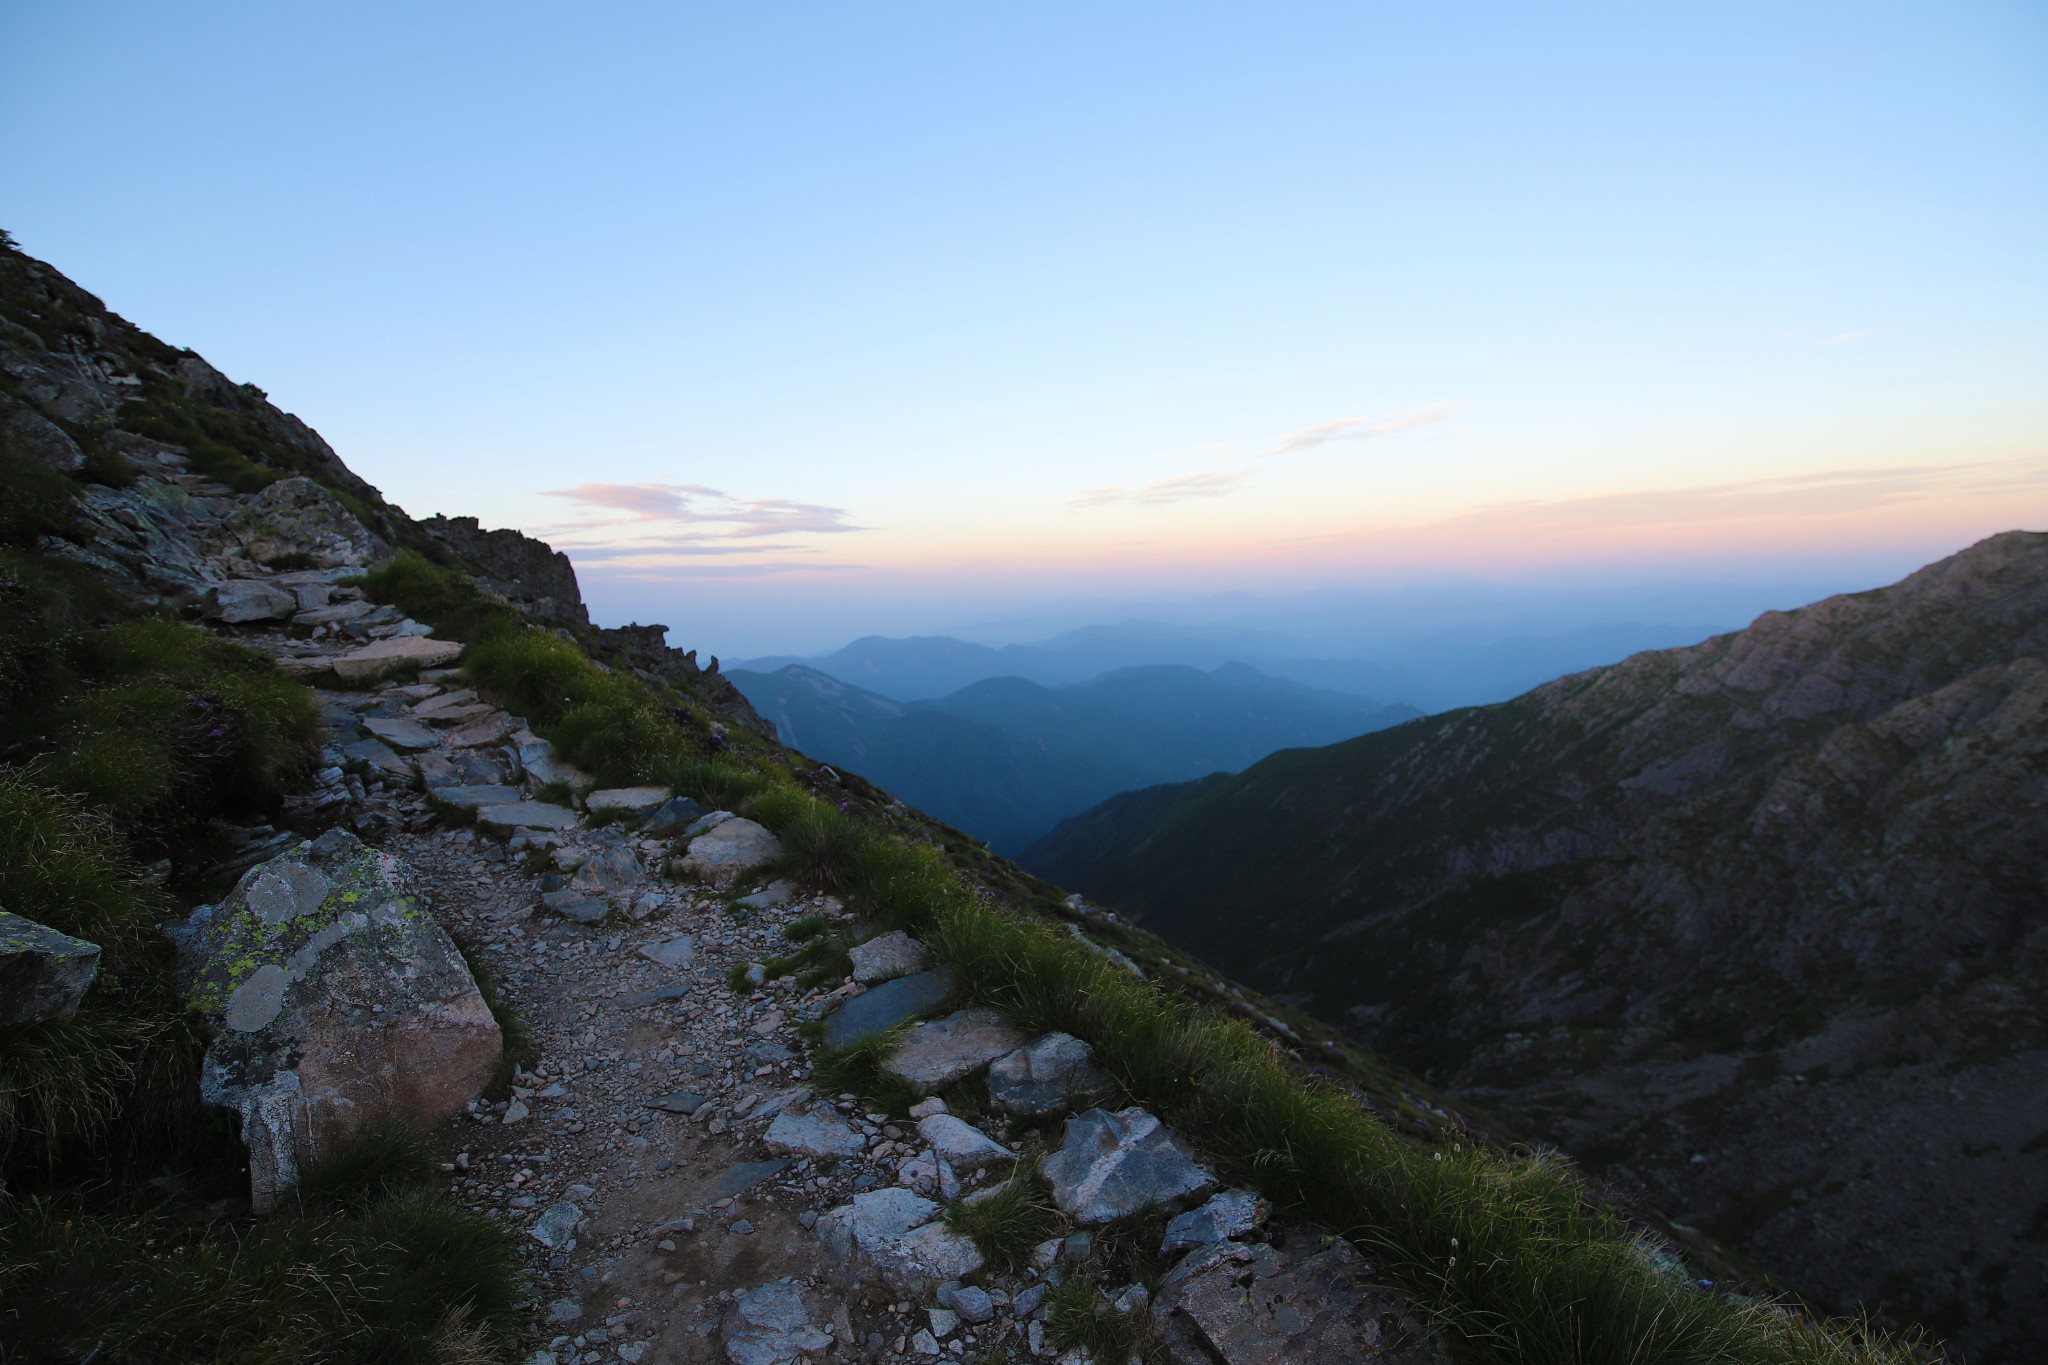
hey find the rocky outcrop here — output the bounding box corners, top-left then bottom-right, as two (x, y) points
(418, 515), (589, 628)
(0, 909), (101, 1028)
(232, 476), (389, 569)
(169, 829), (501, 1211)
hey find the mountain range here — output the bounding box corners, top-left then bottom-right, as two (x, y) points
(1024, 531), (2048, 1360)
(727, 660), (1416, 854)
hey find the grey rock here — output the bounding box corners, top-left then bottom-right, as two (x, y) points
(361, 716), (440, 752)
(429, 783), (525, 809)
(736, 879), (797, 911)
(942, 1284), (994, 1324)
(447, 712), (515, 748)
(530, 1201), (584, 1249)
(895, 1148), (960, 1202)
(204, 578), (297, 624)
(713, 1158), (793, 1199)
(883, 1008), (1026, 1095)
(680, 817), (783, 883)
(647, 1090), (708, 1115)
(1162, 1188), (1271, 1255)
(916, 1114), (1016, 1172)
(233, 475), (388, 569)
(0, 909), (102, 1027)
(641, 795), (707, 838)
(293, 599), (375, 626)
(339, 737), (411, 780)
(989, 1032), (1111, 1117)
(586, 786), (669, 816)
(926, 1307), (959, 1338)
(1, 392), (84, 471)
(1151, 1236), (1450, 1365)
(170, 830), (500, 1212)
(510, 728), (591, 790)
(816, 1187), (984, 1296)
(639, 935), (695, 968)
(331, 635), (463, 682)
(722, 1278), (834, 1365)
(1041, 1107), (1216, 1226)
(822, 967), (957, 1050)
(1012, 1282), (1047, 1318)
(569, 846), (640, 898)
(540, 892), (609, 925)
(848, 929), (930, 985)
(478, 801), (580, 832)
(764, 1108), (867, 1160)
(618, 982), (691, 1008)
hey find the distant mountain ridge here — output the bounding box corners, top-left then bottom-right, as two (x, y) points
(1024, 532), (2048, 1360)
(727, 660), (1417, 854)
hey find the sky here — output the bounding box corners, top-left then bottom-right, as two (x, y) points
(7, 1), (2046, 658)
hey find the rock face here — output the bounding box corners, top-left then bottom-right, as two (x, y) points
(987, 1032), (1109, 1116)
(419, 514), (590, 628)
(169, 829), (501, 1211)
(1041, 1106), (1215, 1225)
(1151, 1236), (1448, 1365)
(0, 909), (102, 1028)
(1031, 530), (2048, 1359)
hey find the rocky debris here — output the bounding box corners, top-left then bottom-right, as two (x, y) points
(917, 1114), (1016, 1172)
(0, 909), (102, 1028)
(884, 1008), (1027, 1094)
(568, 846), (641, 901)
(641, 795), (707, 838)
(331, 635), (462, 682)
(679, 817), (784, 883)
(765, 1107), (867, 1160)
(231, 475), (388, 569)
(822, 967), (958, 1049)
(479, 801), (582, 833)
(586, 786), (669, 817)
(988, 1032), (1110, 1116)
(203, 578), (297, 623)
(848, 929), (930, 985)
(721, 1278), (835, 1365)
(1042, 1107), (1216, 1225)
(1162, 1188), (1270, 1254)
(1151, 1236), (1450, 1364)
(816, 1187), (984, 1296)
(168, 829), (501, 1211)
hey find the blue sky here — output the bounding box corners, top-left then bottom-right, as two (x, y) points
(7, 1), (2044, 655)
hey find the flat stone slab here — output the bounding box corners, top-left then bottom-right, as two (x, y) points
(333, 635), (461, 682)
(765, 1108), (867, 1160)
(360, 717), (440, 752)
(478, 801), (581, 832)
(680, 817), (783, 883)
(431, 784), (525, 810)
(989, 1032), (1111, 1117)
(641, 795), (706, 838)
(206, 579), (297, 623)
(541, 892), (609, 924)
(586, 786), (669, 816)
(638, 935), (695, 968)
(883, 1008), (1026, 1095)
(917, 1114), (1015, 1172)
(735, 879), (797, 911)
(1162, 1188), (1270, 1255)
(1151, 1236), (1451, 1365)
(816, 1187), (984, 1296)
(293, 599), (373, 626)
(618, 982), (691, 1009)
(722, 1278), (834, 1365)
(849, 929), (930, 985)
(823, 967), (958, 1051)
(647, 1090), (708, 1115)
(338, 737), (412, 779)
(714, 1159), (793, 1199)
(1041, 1106), (1216, 1226)
(448, 713), (516, 748)
(0, 909), (102, 1027)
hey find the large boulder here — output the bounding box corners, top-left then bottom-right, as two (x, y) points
(1150, 1236), (1450, 1365)
(988, 1032), (1111, 1116)
(232, 476), (389, 569)
(169, 829), (501, 1211)
(815, 1186), (983, 1296)
(0, 908), (101, 1028)
(203, 578), (298, 624)
(1040, 1106), (1215, 1225)
(720, 1278), (835, 1365)
(881, 1007), (1025, 1094)
(679, 817), (783, 884)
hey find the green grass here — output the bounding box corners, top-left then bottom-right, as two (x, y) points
(1044, 1276), (1152, 1365)
(944, 1164), (1060, 1272)
(809, 1025), (922, 1118)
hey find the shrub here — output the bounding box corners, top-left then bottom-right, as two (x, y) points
(357, 550), (525, 645)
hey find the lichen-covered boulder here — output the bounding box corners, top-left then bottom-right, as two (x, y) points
(232, 476), (389, 569)
(169, 828), (501, 1211)
(0, 908), (101, 1028)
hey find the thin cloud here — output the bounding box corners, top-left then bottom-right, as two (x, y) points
(1070, 468), (1252, 510)
(1256, 404), (1453, 460)
(1809, 331), (1872, 351)
(539, 482), (864, 537)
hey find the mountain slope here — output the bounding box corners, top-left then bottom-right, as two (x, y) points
(729, 661), (1416, 853)
(1028, 532), (2048, 1360)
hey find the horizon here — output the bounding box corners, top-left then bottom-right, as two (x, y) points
(8, 2), (2045, 660)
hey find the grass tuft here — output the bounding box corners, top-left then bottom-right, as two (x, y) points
(944, 1164), (1061, 1273)
(810, 1025), (922, 1118)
